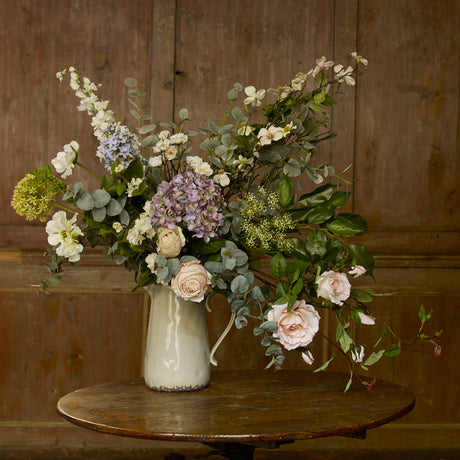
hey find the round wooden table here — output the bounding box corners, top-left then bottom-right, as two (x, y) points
(57, 370), (415, 459)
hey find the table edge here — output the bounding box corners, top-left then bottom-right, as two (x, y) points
(56, 373), (416, 443)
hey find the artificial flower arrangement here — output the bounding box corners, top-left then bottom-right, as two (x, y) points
(12, 53), (441, 390)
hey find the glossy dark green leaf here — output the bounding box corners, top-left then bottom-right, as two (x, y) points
(348, 244), (375, 275)
(307, 204), (335, 224)
(270, 252), (286, 278)
(299, 184), (336, 207)
(276, 177), (293, 207)
(305, 230), (327, 257)
(327, 213), (368, 237)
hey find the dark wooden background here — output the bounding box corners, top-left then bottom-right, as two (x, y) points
(1, 1), (459, 458)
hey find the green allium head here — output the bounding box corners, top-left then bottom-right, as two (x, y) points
(11, 167), (65, 222)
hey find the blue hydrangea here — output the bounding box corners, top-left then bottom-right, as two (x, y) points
(150, 171), (226, 242)
(96, 124), (144, 170)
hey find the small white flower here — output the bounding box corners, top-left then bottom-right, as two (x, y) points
(126, 213), (155, 246)
(243, 86), (266, 107)
(114, 164), (125, 173)
(77, 93), (98, 113)
(145, 253), (158, 273)
(351, 52), (368, 66)
(163, 145), (178, 160)
(290, 72), (308, 90)
(257, 126), (284, 146)
(148, 155), (163, 168)
(51, 141), (79, 178)
(351, 345), (365, 363)
(281, 122), (294, 137)
(195, 161), (213, 176)
(112, 222), (123, 233)
(143, 199), (153, 216)
(93, 100), (109, 112)
(237, 123), (255, 136)
(82, 77), (97, 92)
(234, 155), (254, 170)
(127, 227), (144, 246)
(334, 64), (355, 86)
(301, 349), (315, 365)
(46, 211), (84, 262)
(186, 156), (203, 169)
(158, 130), (170, 140)
(91, 109), (115, 139)
(213, 173), (230, 187)
(69, 73), (80, 91)
(153, 139), (170, 153)
(170, 133), (188, 144)
(309, 56), (335, 78)
(56, 69), (66, 81)
(127, 177), (143, 197)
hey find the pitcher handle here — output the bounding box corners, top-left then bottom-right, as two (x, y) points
(205, 293), (236, 367)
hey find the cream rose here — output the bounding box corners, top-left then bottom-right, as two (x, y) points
(156, 226), (185, 258)
(171, 261), (211, 302)
(316, 270), (351, 306)
(267, 300), (320, 351)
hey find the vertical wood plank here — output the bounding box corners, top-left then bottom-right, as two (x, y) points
(354, 0), (460, 231)
(0, 292), (144, 421)
(174, 0), (335, 131)
(150, 0), (176, 124)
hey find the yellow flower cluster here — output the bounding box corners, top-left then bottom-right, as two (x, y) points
(241, 187), (294, 252)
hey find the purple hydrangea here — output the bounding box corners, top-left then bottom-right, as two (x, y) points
(96, 124), (145, 170)
(150, 171), (226, 241)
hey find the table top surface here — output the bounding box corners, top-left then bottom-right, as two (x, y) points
(57, 370), (415, 444)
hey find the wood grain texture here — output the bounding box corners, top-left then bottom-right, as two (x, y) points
(0, 0), (459, 456)
(56, 371), (415, 442)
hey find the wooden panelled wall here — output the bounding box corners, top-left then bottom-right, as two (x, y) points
(1, 0), (459, 458)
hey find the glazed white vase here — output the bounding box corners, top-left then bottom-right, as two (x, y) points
(143, 284), (212, 391)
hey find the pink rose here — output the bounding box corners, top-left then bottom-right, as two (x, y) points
(171, 261), (211, 302)
(348, 265), (367, 278)
(267, 300), (320, 351)
(156, 225), (185, 258)
(316, 270), (351, 306)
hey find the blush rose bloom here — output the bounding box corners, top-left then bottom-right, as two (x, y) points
(156, 226), (185, 258)
(316, 270), (351, 306)
(267, 300), (320, 351)
(348, 265), (367, 278)
(171, 261), (211, 302)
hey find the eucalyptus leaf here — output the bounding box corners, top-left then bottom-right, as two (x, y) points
(92, 207), (107, 222)
(179, 108), (189, 119)
(231, 275), (249, 294)
(92, 189), (111, 208)
(138, 124), (156, 134)
(124, 77), (138, 87)
(76, 191), (95, 211)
